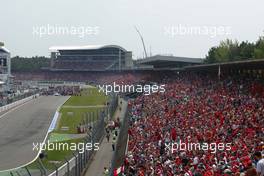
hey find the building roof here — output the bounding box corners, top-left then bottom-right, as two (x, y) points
(137, 55), (203, 65)
(0, 46), (10, 54)
(136, 55), (203, 69)
(184, 58), (264, 71)
(49, 45), (127, 52)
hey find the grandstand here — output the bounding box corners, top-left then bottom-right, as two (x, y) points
(49, 45), (133, 71)
(124, 72), (264, 175)
(0, 43), (12, 93)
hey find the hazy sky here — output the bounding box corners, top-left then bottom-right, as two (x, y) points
(0, 0), (263, 59)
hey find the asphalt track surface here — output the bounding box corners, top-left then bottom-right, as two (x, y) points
(0, 96), (69, 171)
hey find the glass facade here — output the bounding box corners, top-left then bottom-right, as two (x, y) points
(52, 46), (128, 70)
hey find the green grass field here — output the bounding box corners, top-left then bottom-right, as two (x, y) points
(55, 107), (103, 134)
(55, 87), (108, 134)
(40, 138), (83, 169)
(63, 88), (107, 106)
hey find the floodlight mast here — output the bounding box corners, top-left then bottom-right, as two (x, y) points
(134, 26), (148, 59)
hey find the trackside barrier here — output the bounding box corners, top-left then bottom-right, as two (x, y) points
(0, 93), (39, 113)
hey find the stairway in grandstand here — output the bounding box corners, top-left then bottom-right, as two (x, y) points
(105, 60), (118, 70)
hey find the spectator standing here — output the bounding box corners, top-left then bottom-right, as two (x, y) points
(112, 136), (116, 151)
(254, 151), (264, 176)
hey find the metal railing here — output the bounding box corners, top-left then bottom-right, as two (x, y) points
(0, 90), (40, 108)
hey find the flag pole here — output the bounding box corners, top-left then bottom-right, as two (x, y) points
(218, 65), (221, 81)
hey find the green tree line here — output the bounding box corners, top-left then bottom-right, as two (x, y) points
(11, 56), (50, 72)
(205, 35), (264, 63)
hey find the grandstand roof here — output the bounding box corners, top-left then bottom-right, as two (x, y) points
(0, 46), (10, 54)
(136, 55), (203, 68)
(184, 58), (264, 71)
(49, 45), (127, 52)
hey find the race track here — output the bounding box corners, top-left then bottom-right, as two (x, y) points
(0, 96), (69, 171)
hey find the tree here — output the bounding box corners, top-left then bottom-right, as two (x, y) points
(11, 56), (50, 72)
(204, 34), (264, 63)
(238, 41), (254, 60)
(253, 36), (264, 59)
(205, 47), (217, 64)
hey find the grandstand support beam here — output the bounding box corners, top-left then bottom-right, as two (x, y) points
(119, 49), (121, 71)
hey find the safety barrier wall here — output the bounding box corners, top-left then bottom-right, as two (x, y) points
(0, 94), (39, 113)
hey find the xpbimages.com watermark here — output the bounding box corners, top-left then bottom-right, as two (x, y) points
(32, 24), (99, 38)
(164, 24), (232, 38)
(98, 82), (166, 95)
(33, 141), (99, 154)
(165, 140), (232, 154)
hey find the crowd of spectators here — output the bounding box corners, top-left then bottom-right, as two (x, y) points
(125, 74), (264, 176)
(53, 61), (115, 71)
(41, 86), (81, 96)
(12, 70), (264, 175)
(13, 71), (151, 85)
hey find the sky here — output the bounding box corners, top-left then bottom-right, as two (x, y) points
(0, 0), (263, 59)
